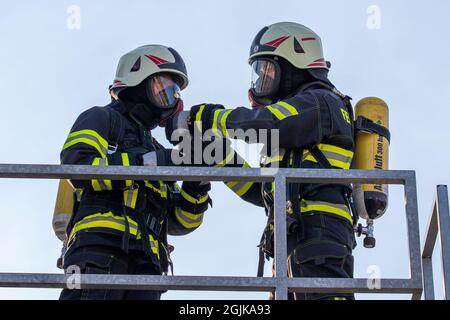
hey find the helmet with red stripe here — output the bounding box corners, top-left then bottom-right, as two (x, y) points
(110, 45), (188, 128)
(248, 22), (331, 107)
(249, 22), (328, 70)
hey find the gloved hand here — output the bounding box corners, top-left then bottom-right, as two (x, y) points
(142, 149), (174, 167)
(189, 103), (225, 134)
(165, 111), (191, 146)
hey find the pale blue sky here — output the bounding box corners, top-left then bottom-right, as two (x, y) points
(0, 0), (449, 299)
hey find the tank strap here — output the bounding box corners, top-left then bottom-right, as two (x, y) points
(355, 116), (391, 143)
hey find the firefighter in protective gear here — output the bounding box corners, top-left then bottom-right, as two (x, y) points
(59, 45), (211, 300)
(167, 22), (357, 300)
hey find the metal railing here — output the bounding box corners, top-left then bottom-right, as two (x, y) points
(421, 185), (450, 300)
(0, 164), (423, 299)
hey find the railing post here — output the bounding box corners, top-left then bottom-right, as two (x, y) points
(403, 173), (423, 300)
(273, 173), (288, 300)
(436, 185), (450, 300)
(422, 195), (438, 300)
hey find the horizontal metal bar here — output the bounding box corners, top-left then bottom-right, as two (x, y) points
(0, 273), (420, 294)
(0, 164), (410, 184)
(288, 278), (422, 294)
(0, 273), (276, 292)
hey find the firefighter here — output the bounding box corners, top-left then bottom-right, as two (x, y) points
(166, 22), (357, 300)
(59, 45), (211, 300)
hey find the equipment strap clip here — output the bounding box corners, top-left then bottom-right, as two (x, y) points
(355, 116), (391, 143)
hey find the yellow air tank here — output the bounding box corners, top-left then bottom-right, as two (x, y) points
(352, 97), (390, 221)
(52, 179), (75, 241)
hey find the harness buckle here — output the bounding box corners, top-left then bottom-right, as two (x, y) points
(108, 143), (118, 154)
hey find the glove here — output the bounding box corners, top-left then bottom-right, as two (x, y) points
(142, 149), (174, 167)
(189, 103), (225, 135)
(165, 111), (190, 146)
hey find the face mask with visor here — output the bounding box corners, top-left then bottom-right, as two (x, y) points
(250, 58), (281, 98)
(145, 73), (183, 125)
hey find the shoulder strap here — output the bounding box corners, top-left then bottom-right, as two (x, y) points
(105, 104), (125, 153)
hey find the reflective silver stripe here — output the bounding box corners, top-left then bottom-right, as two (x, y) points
(227, 181), (248, 193)
(175, 208), (203, 225)
(321, 151), (352, 165)
(77, 215), (138, 229)
(302, 200), (350, 211)
(270, 104), (295, 118)
(64, 134), (108, 156)
(96, 158), (110, 190)
(215, 109), (231, 137)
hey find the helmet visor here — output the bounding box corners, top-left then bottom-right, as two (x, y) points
(148, 74), (181, 108)
(250, 59), (279, 96)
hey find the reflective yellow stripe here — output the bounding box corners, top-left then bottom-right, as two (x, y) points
(301, 202), (353, 223)
(121, 153), (138, 208)
(276, 101), (299, 115)
(180, 189), (209, 204)
(216, 149), (235, 167)
(69, 212), (159, 258)
(175, 208), (203, 229)
(70, 212), (139, 237)
(136, 234), (160, 258)
(318, 144), (354, 158)
(212, 109), (221, 136)
(145, 181), (168, 198)
(63, 138), (106, 158)
(195, 104), (205, 131)
(304, 154), (351, 170)
(236, 182), (253, 196)
(220, 109), (232, 137)
(303, 144), (353, 170)
(121, 153), (133, 187)
(68, 130), (108, 150)
(91, 157), (112, 191)
(266, 105), (286, 120)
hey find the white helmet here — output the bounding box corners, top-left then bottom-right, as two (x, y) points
(249, 22), (328, 70)
(110, 44), (189, 97)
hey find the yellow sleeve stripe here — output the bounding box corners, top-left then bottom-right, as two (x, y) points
(195, 104), (206, 131)
(236, 182), (254, 197)
(175, 208), (203, 229)
(180, 189), (209, 204)
(318, 144), (354, 158)
(276, 101), (299, 115)
(266, 106), (286, 120)
(68, 129), (108, 149)
(212, 109), (222, 136)
(216, 149), (236, 167)
(63, 138), (106, 158)
(220, 109), (232, 137)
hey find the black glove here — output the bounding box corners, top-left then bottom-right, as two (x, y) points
(189, 103), (225, 135)
(141, 149), (175, 166)
(165, 111), (190, 146)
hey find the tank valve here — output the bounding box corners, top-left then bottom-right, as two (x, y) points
(355, 219), (376, 248)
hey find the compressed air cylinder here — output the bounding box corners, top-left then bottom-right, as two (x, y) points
(352, 97), (389, 220)
(52, 179), (75, 241)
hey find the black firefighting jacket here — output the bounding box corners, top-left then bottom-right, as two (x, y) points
(192, 81), (355, 226)
(61, 100), (211, 272)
